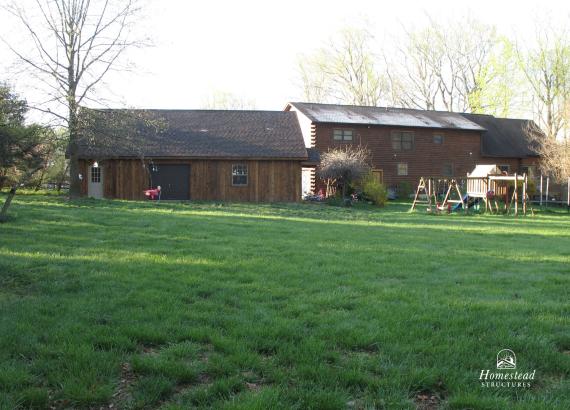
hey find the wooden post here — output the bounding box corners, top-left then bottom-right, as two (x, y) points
(514, 173), (518, 216)
(486, 177), (490, 213)
(522, 174), (528, 215)
(456, 179), (466, 212)
(546, 176), (549, 208)
(431, 179), (439, 209)
(566, 177), (570, 210)
(540, 174), (542, 208)
(411, 177), (425, 211)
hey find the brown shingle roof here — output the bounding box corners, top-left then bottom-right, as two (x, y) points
(76, 109), (308, 160)
(460, 113), (541, 158)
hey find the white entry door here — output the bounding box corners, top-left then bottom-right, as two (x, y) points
(88, 165), (104, 198)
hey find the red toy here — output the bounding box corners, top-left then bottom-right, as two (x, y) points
(144, 186), (161, 200)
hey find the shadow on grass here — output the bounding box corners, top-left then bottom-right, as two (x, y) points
(1, 195), (569, 408)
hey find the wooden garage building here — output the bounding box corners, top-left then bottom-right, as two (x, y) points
(76, 109), (308, 202)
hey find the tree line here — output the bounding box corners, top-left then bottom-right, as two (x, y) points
(299, 17), (570, 137)
(2, 3), (569, 220)
(298, 17), (570, 181)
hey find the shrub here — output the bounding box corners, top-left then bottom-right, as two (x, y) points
(318, 147), (371, 198)
(361, 173), (388, 206)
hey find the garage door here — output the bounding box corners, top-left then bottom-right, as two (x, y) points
(150, 164), (190, 200)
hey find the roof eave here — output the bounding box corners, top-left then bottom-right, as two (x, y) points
(309, 120), (485, 132)
(77, 155), (308, 161)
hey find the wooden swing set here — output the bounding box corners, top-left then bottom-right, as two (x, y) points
(410, 177), (465, 212)
(411, 165), (533, 216)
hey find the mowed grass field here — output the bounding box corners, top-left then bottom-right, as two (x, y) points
(0, 193), (569, 410)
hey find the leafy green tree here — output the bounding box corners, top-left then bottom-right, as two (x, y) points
(0, 84), (49, 221)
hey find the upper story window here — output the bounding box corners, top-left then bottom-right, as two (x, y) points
(520, 165), (534, 176)
(333, 129), (353, 141)
(91, 166), (101, 183)
(391, 131), (414, 151)
(232, 164), (248, 186)
(433, 134), (444, 144)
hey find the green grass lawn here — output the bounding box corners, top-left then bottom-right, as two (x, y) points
(0, 194), (569, 409)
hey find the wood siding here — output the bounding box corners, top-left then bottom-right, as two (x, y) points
(79, 159), (302, 202)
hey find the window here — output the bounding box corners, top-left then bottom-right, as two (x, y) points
(91, 166), (101, 183)
(397, 163), (408, 176)
(442, 162), (453, 177)
(520, 165), (534, 176)
(232, 164), (248, 186)
(391, 131), (414, 151)
(498, 164), (510, 173)
(433, 134), (444, 144)
(333, 129), (353, 141)
(372, 169), (384, 184)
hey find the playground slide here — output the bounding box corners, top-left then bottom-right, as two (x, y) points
(452, 195), (479, 211)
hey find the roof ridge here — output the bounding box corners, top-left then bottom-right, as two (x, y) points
(80, 107), (290, 114)
(289, 101), (474, 116)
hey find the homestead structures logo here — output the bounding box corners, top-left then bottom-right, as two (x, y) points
(479, 349), (536, 388)
(496, 349), (516, 369)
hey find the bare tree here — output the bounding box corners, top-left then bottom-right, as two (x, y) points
(526, 121), (570, 182)
(387, 17), (499, 113)
(451, 19), (498, 113)
(298, 59), (329, 103)
(386, 25), (441, 110)
(201, 90), (256, 110)
(298, 27), (387, 106)
(4, 0), (145, 197)
(516, 25), (570, 140)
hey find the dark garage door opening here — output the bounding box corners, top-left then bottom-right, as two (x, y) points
(150, 164), (190, 200)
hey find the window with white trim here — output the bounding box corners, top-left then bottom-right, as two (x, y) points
(232, 164), (248, 186)
(91, 166), (101, 183)
(397, 163), (408, 176)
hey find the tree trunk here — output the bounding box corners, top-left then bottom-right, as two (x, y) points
(0, 186), (17, 222)
(68, 152), (81, 198)
(34, 167), (47, 191)
(68, 99), (81, 198)
(57, 161), (70, 193)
